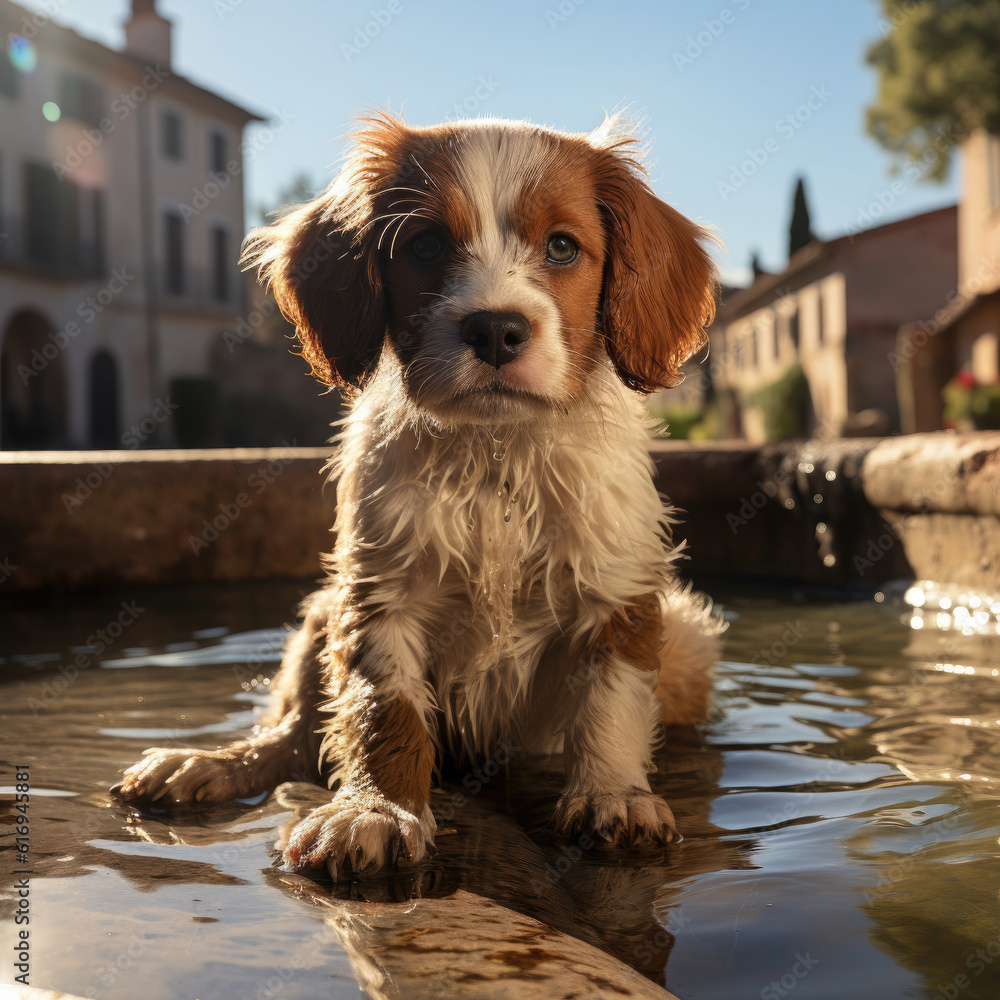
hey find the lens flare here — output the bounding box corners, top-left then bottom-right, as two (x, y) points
(8, 35), (36, 73)
(42, 101), (61, 122)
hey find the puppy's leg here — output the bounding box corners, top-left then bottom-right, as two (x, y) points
(553, 594), (678, 847)
(113, 603), (326, 804)
(282, 670), (435, 877)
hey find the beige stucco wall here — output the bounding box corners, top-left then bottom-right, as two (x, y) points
(717, 271), (848, 441)
(959, 131), (1000, 295)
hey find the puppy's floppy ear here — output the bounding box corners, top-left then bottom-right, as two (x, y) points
(593, 145), (718, 392)
(241, 159), (387, 388)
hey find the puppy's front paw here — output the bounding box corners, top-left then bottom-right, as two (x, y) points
(113, 747), (251, 804)
(282, 795), (435, 878)
(552, 787), (679, 847)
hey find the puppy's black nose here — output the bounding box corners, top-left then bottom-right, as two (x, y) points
(460, 311), (531, 369)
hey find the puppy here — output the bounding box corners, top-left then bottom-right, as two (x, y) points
(114, 112), (721, 877)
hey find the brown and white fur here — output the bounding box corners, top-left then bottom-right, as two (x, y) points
(114, 112), (722, 878)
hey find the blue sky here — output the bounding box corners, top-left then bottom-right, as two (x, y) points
(23, 0), (960, 285)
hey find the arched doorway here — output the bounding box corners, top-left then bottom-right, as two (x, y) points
(89, 349), (120, 447)
(1, 310), (68, 449)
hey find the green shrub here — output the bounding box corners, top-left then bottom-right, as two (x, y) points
(649, 405), (701, 440)
(942, 374), (1000, 430)
(972, 384), (1000, 429)
(690, 400), (722, 441)
(742, 363), (811, 440)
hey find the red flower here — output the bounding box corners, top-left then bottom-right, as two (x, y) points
(954, 370), (977, 389)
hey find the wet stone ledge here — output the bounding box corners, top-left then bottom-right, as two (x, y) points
(0, 432), (997, 595)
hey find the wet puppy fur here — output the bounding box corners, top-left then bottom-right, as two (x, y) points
(114, 112), (722, 878)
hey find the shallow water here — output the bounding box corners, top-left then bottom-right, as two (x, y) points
(1, 581), (999, 999)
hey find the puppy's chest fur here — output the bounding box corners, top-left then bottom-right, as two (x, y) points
(332, 369), (673, 753)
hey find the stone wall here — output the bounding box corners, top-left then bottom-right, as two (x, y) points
(1, 432), (997, 595)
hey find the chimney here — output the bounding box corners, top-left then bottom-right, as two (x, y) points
(124, 0), (172, 69)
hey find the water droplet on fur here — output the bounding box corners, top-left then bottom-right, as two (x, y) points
(251, 753), (259, 760)
(504, 512), (511, 522)
(497, 489), (504, 497)
(493, 451), (504, 461)
(492, 633), (500, 643)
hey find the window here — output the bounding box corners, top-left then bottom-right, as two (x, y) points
(164, 210), (184, 295)
(24, 162), (105, 277)
(89, 350), (119, 448)
(79, 187), (105, 277)
(750, 326), (759, 369)
(209, 131), (227, 174)
(0, 39), (18, 100)
(211, 225), (229, 302)
(162, 110), (183, 160)
(0, 150), (5, 257)
(789, 309), (800, 351)
(816, 293), (824, 346)
(59, 73), (104, 127)
(24, 161), (81, 272)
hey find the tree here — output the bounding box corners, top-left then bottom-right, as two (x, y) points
(788, 177), (816, 258)
(249, 172), (317, 228)
(866, 0), (1000, 180)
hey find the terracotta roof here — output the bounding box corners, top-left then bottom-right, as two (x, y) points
(720, 204), (957, 321)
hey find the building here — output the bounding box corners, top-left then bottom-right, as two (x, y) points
(0, 0), (262, 448)
(898, 130), (1000, 432)
(713, 206), (958, 442)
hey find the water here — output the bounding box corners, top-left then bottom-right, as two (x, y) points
(1, 581), (999, 999)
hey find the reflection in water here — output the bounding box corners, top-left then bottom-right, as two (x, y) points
(1, 582), (998, 999)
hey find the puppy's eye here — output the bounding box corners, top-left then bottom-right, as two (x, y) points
(546, 233), (578, 264)
(411, 231), (444, 263)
